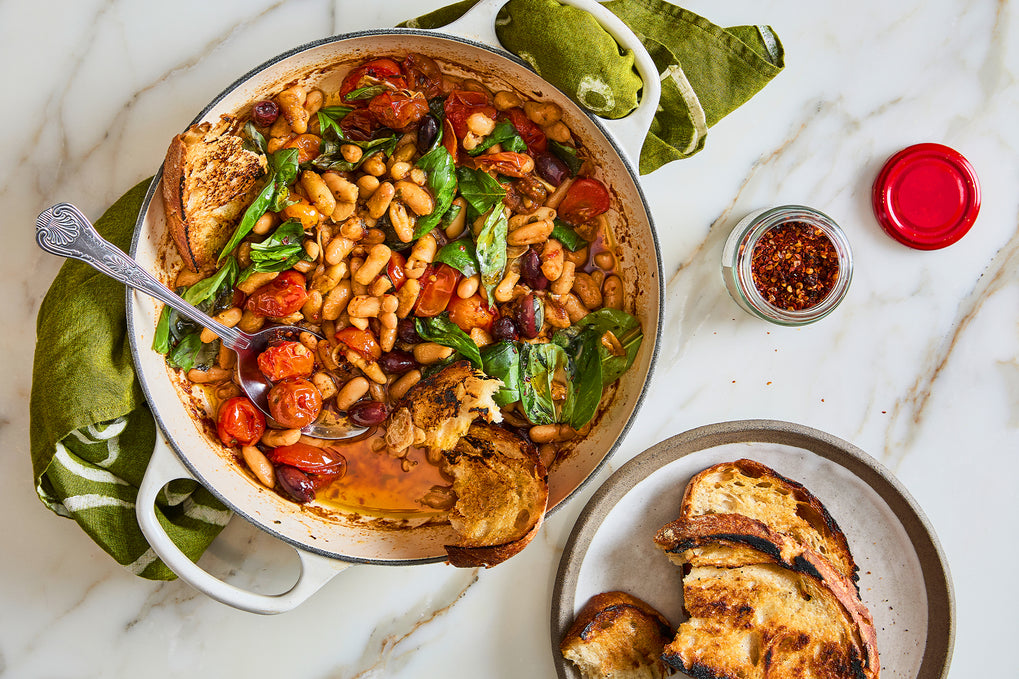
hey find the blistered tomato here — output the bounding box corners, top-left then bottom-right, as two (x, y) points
(368, 91), (429, 130)
(216, 397), (265, 447)
(558, 177), (611, 226)
(415, 264), (460, 317)
(387, 251), (407, 291)
(503, 107), (547, 154)
(267, 378), (322, 429)
(257, 341), (315, 382)
(245, 271), (308, 318)
(334, 326), (382, 361)
(444, 90), (496, 140)
(268, 443), (346, 475)
(447, 293), (497, 333)
(339, 58), (406, 104)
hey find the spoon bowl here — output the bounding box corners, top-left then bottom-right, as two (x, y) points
(36, 202), (368, 440)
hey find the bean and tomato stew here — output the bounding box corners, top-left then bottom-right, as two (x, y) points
(155, 53), (643, 511)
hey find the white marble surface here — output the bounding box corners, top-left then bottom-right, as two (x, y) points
(2, 0), (1017, 676)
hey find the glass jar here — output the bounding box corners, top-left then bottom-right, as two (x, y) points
(721, 205), (853, 326)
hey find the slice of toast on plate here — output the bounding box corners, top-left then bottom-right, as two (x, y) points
(162, 115), (265, 272)
(560, 590), (673, 679)
(679, 458), (858, 584)
(441, 422), (548, 567)
(655, 513), (879, 679)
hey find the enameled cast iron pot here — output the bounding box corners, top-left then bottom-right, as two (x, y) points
(128, 0), (663, 613)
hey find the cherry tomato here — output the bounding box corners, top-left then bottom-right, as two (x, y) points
(474, 152), (534, 178)
(334, 326), (382, 361)
(257, 341), (315, 382)
(267, 378), (322, 429)
(503, 107), (547, 154)
(387, 251), (407, 291)
(444, 90), (496, 140)
(558, 177), (611, 226)
(245, 271), (308, 318)
(216, 397), (265, 447)
(401, 52), (443, 99)
(368, 91), (429, 130)
(339, 108), (377, 141)
(268, 443), (346, 475)
(414, 264), (460, 317)
(447, 293), (497, 333)
(339, 58), (406, 104)
(281, 133), (321, 163)
(442, 118), (458, 161)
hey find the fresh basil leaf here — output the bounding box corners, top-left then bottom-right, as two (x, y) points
(440, 201), (462, 230)
(345, 84), (388, 101)
(320, 105), (353, 120)
(183, 257), (239, 307)
(413, 143), (457, 238)
(434, 239), (479, 277)
(428, 96), (447, 122)
(166, 332), (219, 372)
(245, 220), (312, 274)
(467, 121), (527, 156)
(551, 218), (587, 251)
(554, 325), (603, 428)
(475, 207), (508, 306)
(153, 306), (172, 353)
(480, 340), (521, 406)
(269, 184), (297, 213)
(518, 342), (571, 425)
(549, 140), (583, 176)
(243, 121), (268, 155)
(575, 309), (643, 386)
(270, 147), (300, 185)
(456, 166), (505, 217)
(312, 132), (399, 173)
(414, 314), (482, 369)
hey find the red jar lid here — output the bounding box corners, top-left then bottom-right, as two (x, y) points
(872, 143), (980, 250)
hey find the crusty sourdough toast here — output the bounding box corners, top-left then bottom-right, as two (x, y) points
(162, 115), (265, 272)
(655, 514), (879, 679)
(679, 459), (858, 584)
(384, 361), (504, 455)
(560, 591), (673, 679)
(441, 422), (548, 567)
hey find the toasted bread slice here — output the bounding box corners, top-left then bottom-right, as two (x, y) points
(680, 459), (858, 583)
(561, 591), (673, 679)
(387, 361), (503, 454)
(162, 115), (265, 272)
(655, 514), (879, 679)
(442, 422), (548, 567)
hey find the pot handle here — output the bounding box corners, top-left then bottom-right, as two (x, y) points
(135, 434), (351, 614)
(438, 0), (661, 162)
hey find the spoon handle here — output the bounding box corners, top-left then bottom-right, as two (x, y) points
(36, 202), (250, 351)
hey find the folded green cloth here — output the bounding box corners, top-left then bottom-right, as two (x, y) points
(30, 179), (230, 580)
(403, 0), (785, 174)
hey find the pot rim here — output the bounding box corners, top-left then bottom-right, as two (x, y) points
(127, 27), (663, 563)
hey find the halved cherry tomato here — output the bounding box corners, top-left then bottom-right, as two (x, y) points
(216, 397), (265, 447)
(414, 263), (460, 317)
(474, 152), (534, 178)
(268, 442), (346, 475)
(339, 58), (406, 104)
(334, 326), (382, 361)
(368, 91), (429, 130)
(557, 177), (611, 226)
(257, 341), (315, 382)
(387, 251), (407, 291)
(245, 271), (308, 318)
(444, 90), (496, 140)
(401, 52), (443, 99)
(267, 378), (322, 429)
(502, 107), (547, 154)
(281, 133), (321, 163)
(442, 118), (458, 161)
(447, 293), (497, 333)
(339, 108), (376, 141)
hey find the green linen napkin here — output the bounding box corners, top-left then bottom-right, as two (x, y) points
(30, 179), (230, 581)
(403, 0), (785, 175)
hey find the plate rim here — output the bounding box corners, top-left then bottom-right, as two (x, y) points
(549, 419), (955, 679)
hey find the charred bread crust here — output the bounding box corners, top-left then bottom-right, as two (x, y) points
(561, 591), (673, 679)
(679, 459), (858, 585)
(162, 134), (195, 270)
(443, 423), (548, 568)
(656, 514), (879, 679)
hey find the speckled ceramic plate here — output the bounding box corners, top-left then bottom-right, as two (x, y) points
(551, 420), (954, 679)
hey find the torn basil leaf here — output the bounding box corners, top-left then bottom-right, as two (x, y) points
(434, 239), (479, 277)
(551, 219), (587, 252)
(244, 220), (313, 276)
(414, 314), (482, 369)
(480, 340), (521, 406)
(475, 207), (508, 306)
(549, 140), (583, 176)
(413, 143), (457, 238)
(518, 342), (571, 425)
(218, 147), (299, 263)
(574, 309), (643, 386)
(243, 121), (268, 156)
(467, 120), (527, 156)
(456, 166), (505, 217)
(345, 84), (388, 101)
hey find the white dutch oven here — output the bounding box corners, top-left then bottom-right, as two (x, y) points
(129, 0), (663, 613)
